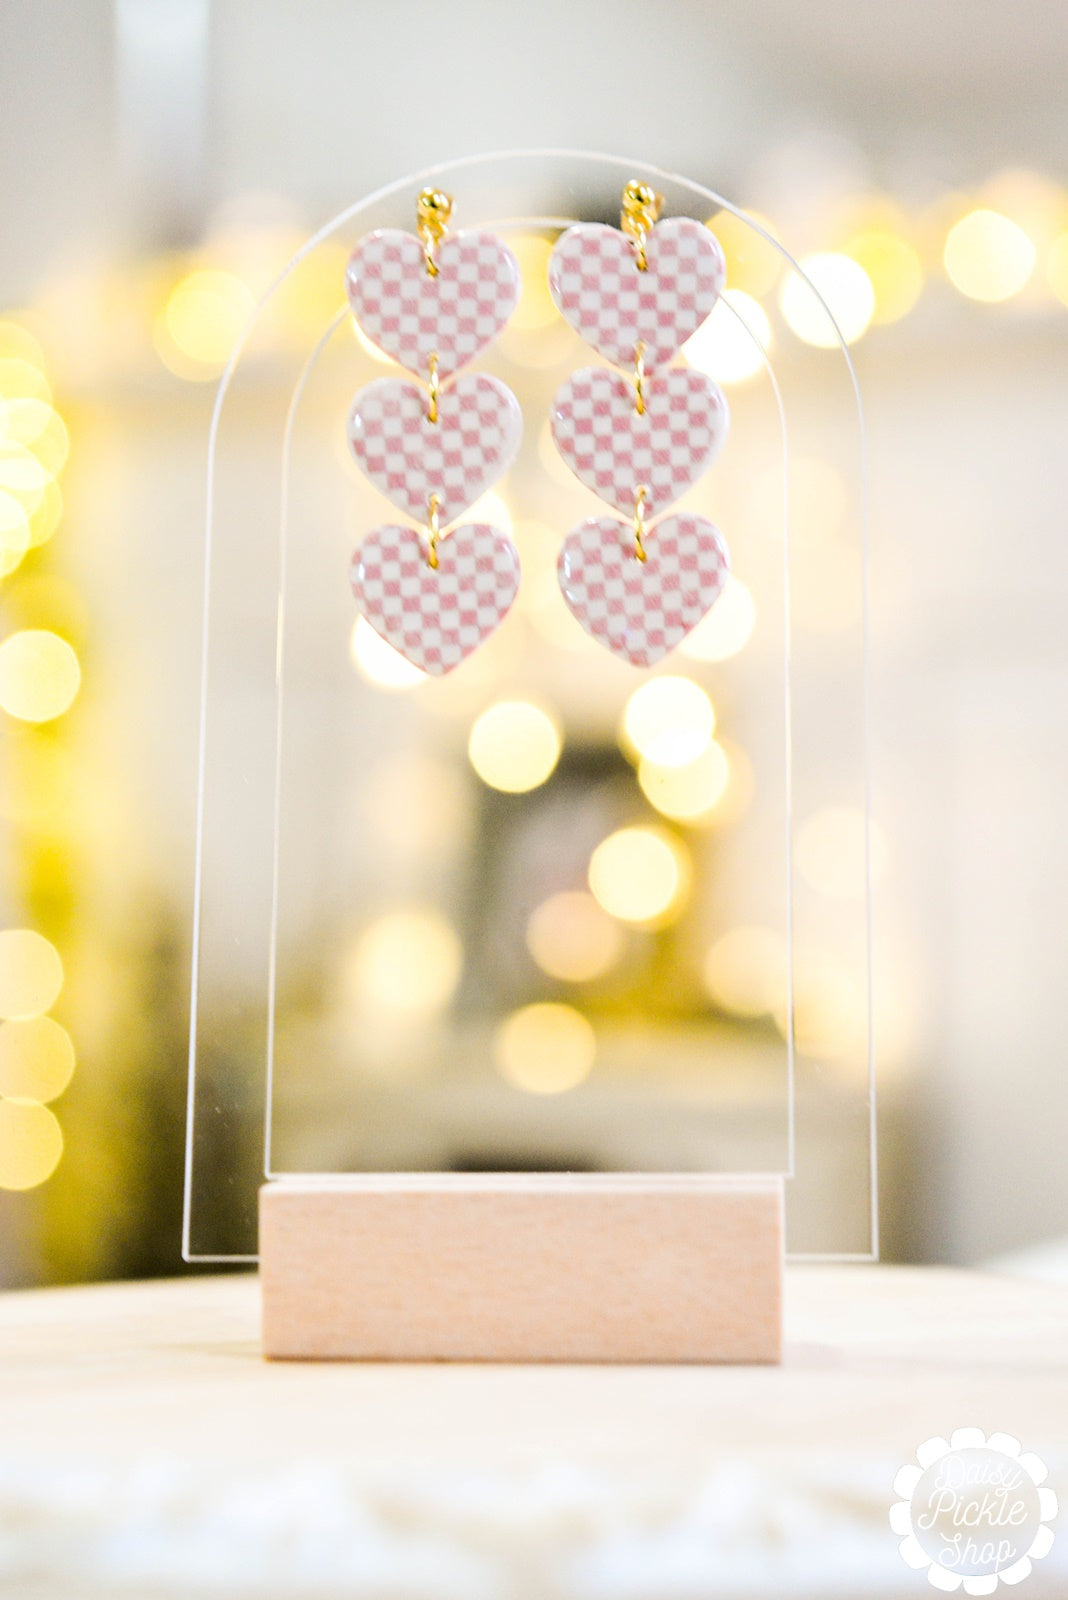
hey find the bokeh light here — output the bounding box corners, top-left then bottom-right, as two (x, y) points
(0, 398), (69, 477)
(526, 891), (625, 983)
(0, 1017), (75, 1102)
(704, 926), (788, 1018)
(0, 490), (31, 571)
(0, 929), (63, 1020)
(846, 230), (924, 323)
(621, 676), (715, 767)
(468, 700), (562, 793)
(0, 630), (81, 722)
(639, 740), (730, 824)
(678, 576), (756, 663)
(0, 1099), (63, 1191)
(588, 825), (691, 926)
(157, 268), (255, 376)
(684, 289), (771, 385)
(0, 358), (51, 406)
(1047, 232), (1068, 307)
(349, 615), (425, 688)
(0, 441), (51, 505)
(493, 1002), (596, 1094)
(707, 209), (782, 297)
(943, 210), (1036, 302)
(774, 949), (869, 1062)
(798, 805), (888, 898)
(780, 252), (875, 347)
(348, 909), (462, 1019)
(503, 236), (558, 329)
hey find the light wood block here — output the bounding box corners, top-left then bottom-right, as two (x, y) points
(259, 1174), (784, 1363)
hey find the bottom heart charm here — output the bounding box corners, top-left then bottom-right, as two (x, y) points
(558, 513), (730, 668)
(351, 523), (520, 676)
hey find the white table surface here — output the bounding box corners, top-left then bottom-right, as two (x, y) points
(1, 1266), (1066, 1599)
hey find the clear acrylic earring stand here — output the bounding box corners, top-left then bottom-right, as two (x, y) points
(183, 149), (873, 1360)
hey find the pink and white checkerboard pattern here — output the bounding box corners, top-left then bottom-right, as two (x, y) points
(348, 374), (522, 527)
(551, 366), (729, 518)
(548, 217), (725, 372)
(352, 522), (521, 676)
(346, 229), (521, 379)
(558, 512), (730, 667)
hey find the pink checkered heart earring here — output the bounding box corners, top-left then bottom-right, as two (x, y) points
(549, 181), (732, 668)
(346, 189), (523, 676)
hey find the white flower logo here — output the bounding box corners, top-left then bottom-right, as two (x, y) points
(891, 1429), (1056, 1592)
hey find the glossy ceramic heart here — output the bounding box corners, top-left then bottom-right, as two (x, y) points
(346, 229), (520, 378)
(558, 512), (729, 667)
(348, 374), (521, 527)
(551, 366), (728, 519)
(351, 522), (521, 676)
(549, 217), (725, 370)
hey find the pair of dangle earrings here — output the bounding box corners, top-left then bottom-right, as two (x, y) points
(346, 182), (730, 675)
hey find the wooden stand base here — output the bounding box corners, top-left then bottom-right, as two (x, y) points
(259, 1174), (784, 1363)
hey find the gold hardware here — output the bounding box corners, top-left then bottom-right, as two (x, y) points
(417, 188), (452, 277)
(633, 484), (648, 562)
(426, 493), (441, 569)
(633, 341), (646, 415)
(427, 352), (440, 423)
(621, 179), (663, 271)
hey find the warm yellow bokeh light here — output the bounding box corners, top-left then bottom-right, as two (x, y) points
(0, 630), (81, 722)
(0, 441), (51, 504)
(797, 806), (888, 899)
(0, 490), (30, 560)
(0, 358), (51, 406)
(468, 700), (562, 793)
(0, 399), (69, 478)
(707, 210), (782, 298)
(780, 252), (875, 347)
(0, 929), (63, 1020)
(466, 490), (514, 539)
(639, 740), (730, 824)
(493, 1002), (596, 1094)
(504, 236), (558, 329)
(774, 950), (869, 1062)
(588, 825), (691, 926)
(349, 909), (462, 1019)
(943, 210), (1035, 302)
(522, 568), (587, 651)
(704, 926), (788, 1018)
(0, 1017), (75, 1102)
(159, 269), (255, 372)
(0, 1099), (63, 1190)
(1046, 232), (1068, 307)
(678, 576), (756, 663)
(0, 322), (47, 370)
(846, 230), (924, 324)
(621, 676), (715, 767)
(27, 479), (63, 547)
(349, 616), (425, 689)
(525, 891), (625, 983)
(684, 290), (771, 384)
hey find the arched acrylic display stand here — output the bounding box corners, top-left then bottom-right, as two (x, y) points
(184, 150), (874, 1362)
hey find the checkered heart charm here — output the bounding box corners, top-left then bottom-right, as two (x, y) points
(549, 218), (725, 371)
(346, 229), (520, 378)
(351, 522), (521, 676)
(558, 512), (730, 667)
(551, 366), (729, 518)
(349, 374), (522, 527)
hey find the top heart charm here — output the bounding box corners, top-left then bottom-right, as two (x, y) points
(347, 229), (520, 379)
(549, 217), (725, 371)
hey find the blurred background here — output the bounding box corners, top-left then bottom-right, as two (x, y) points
(1, 0), (1067, 1284)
